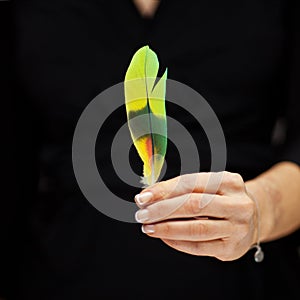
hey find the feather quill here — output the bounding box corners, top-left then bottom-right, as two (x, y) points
(124, 45), (167, 186)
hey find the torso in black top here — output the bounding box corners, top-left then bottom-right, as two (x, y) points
(8, 0), (300, 299)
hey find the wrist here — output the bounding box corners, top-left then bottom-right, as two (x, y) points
(245, 178), (276, 242)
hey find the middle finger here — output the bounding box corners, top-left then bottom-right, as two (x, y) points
(135, 193), (226, 224)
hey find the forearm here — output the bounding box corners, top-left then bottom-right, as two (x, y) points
(246, 161), (300, 243)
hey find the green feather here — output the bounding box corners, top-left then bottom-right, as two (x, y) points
(124, 45), (167, 186)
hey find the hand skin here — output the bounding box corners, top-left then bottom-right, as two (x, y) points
(134, 161), (300, 261)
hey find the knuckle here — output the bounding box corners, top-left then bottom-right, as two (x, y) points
(180, 174), (194, 191)
(238, 197), (255, 220)
(235, 224), (249, 240)
(222, 172), (244, 190)
(185, 195), (201, 215)
(220, 171), (231, 182)
(230, 173), (244, 189)
(157, 190), (167, 200)
(161, 222), (171, 235)
(156, 182), (168, 199)
(219, 171), (231, 190)
(190, 222), (207, 237)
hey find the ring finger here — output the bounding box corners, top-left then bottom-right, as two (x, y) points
(141, 219), (232, 241)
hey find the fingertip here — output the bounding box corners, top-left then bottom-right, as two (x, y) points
(134, 191), (153, 206)
(142, 224), (155, 234)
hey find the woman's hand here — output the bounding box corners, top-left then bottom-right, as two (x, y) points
(134, 171), (259, 261)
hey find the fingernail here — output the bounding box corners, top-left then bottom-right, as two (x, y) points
(142, 224), (155, 234)
(135, 192), (153, 206)
(135, 209), (150, 223)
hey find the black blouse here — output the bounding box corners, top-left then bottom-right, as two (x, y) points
(1, 0), (299, 299)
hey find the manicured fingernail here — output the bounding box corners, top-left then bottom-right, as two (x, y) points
(135, 192), (153, 205)
(142, 224), (155, 234)
(135, 209), (149, 223)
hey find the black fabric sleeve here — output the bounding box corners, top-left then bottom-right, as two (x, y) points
(281, 1), (300, 165)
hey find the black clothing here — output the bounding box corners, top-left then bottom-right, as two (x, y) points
(2, 0), (300, 299)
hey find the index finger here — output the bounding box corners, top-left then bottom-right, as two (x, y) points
(135, 172), (225, 207)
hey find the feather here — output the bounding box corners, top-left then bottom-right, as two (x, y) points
(124, 45), (167, 186)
